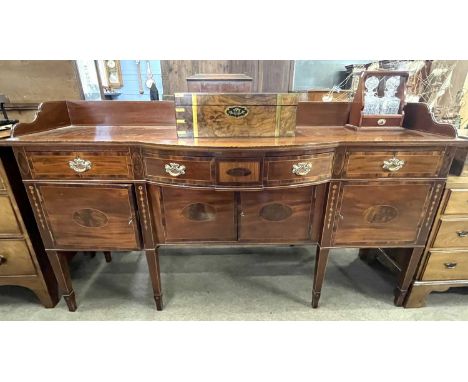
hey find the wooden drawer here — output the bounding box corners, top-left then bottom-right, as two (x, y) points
(422, 250), (468, 281)
(0, 239), (36, 276)
(37, 184), (141, 250)
(0, 195), (21, 236)
(144, 154), (213, 186)
(265, 153), (333, 186)
(216, 159), (262, 186)
(444, 188), (468, 215)
(342, 149), (444, 178)
(27, 150), (133, 179)
(432, 217), (468, 248)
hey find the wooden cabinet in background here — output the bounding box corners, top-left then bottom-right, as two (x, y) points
(0, 148), (58, 307)
(405, 151), (468, 308)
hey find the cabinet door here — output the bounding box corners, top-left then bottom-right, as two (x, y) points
(38, 184), (140, 250)
(332, 182), (433, 246)
(161, 187), (236, 242)
(239, 187), (314, 242)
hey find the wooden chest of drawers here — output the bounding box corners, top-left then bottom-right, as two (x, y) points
(405, 153), (468, 307)
(0, 148), (58, 307)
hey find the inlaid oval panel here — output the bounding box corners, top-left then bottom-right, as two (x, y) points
(181, 203), (216, 221)
(226, 167), (252, 177)
(260, 203), (293, 222)
(72, 208), (109, 228)
(363, 205), (399, 224)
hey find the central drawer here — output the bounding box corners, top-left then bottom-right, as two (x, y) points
(422, 250), (468, 281)
(216, 159), (262, 186)
(342, 149), (445, 178)
(27, 150), (133, 180)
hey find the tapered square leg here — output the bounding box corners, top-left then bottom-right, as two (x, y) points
(145, 248), (163, 311)
(46, 250), (77, 312)
(394, 247), (424, 306)
(103, 251), (112, 263)
(312, 246), (330, 308)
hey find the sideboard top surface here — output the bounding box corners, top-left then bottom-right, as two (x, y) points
(1, 100), (465, 149)
(4, 125), (463, 149)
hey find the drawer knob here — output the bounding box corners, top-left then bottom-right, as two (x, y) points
(444, 262), (458, 269)
(69, 157), (92, 173)
(165, 162), (186, 177)
(292, 162), (312, 176)
(382, 157), (405, 172)
(0, 255), (6, 265)
(456, 230), (468, 237)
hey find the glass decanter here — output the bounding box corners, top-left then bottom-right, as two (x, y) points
(363, 76), (380, 115)
(380, 76), (401, 114)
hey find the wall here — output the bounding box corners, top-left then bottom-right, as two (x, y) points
(0, 60), (83, 102)
(115, 60), (163, 101)
(0, 60), (83, 122)
(160, 60), (293, 95)
(293, 60), (370, 90)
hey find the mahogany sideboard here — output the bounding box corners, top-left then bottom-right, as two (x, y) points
(2, 100), (466, 311)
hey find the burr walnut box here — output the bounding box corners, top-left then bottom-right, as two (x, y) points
(174, 93), (298, 138)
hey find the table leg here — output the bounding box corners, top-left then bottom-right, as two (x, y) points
(394, 247), (424, 306)
(145, 247), (163, 311)
(312, 246), (330, 308)
(46, 250), (77, 312)
(103, 251), (112, 263)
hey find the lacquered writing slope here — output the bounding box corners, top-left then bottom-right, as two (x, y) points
(2, 100), (466, 311)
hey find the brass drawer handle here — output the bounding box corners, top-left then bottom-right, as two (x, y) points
(165, 162), (186, 177)
(0, 255), (6, 265)
(69, 157), (92, 173)
(292, 162), (312, 176)
(382, 157), (405, 172)
(444, 262), (458, 269)
(456, 230), (468, 238)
